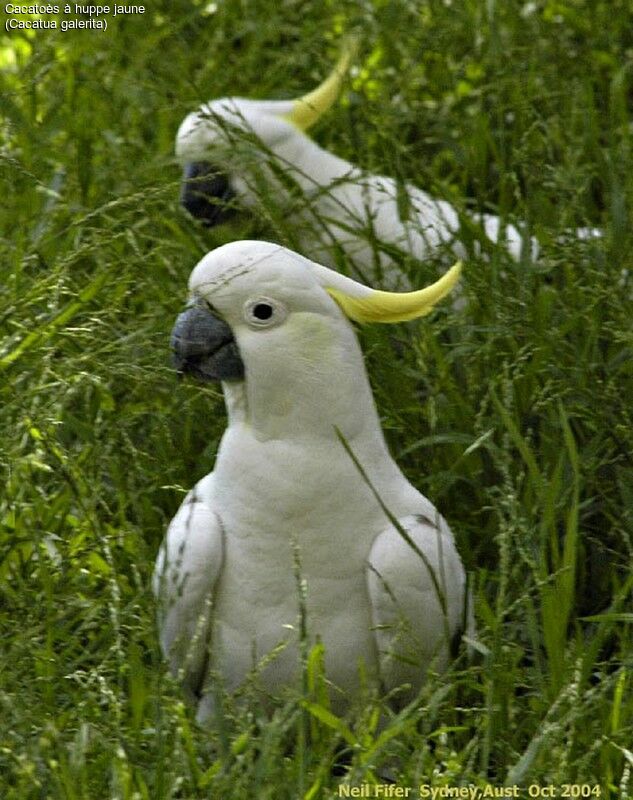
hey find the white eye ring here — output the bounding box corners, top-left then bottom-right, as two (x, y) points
(243, 297), (286, 328)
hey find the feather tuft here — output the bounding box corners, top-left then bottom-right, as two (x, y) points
(326, 262), (462, 323)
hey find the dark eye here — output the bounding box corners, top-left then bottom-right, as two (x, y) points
(244, 296), (286, 328)
(252, 302), (273, 321)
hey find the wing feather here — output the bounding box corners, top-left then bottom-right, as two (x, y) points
(366, 513), (468, 698)
(153, 473), (223, 702)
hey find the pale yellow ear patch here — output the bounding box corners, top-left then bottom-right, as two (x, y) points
(326, 262), (462, 324)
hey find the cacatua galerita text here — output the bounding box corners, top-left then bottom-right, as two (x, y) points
(175, 46), (537, 289)
(153, 239), (470, 724)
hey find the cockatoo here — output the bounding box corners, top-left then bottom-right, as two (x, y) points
(153, 239), (470, 724)
(175, 46), (537, 289)
(176, 48), (601, 288)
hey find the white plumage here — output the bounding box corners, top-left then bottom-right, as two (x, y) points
(175, 49), (538, 289)
(153, 240), (470, 723)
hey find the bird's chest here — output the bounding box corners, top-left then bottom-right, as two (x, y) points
(213, 431), (380, 570)
(209, 437), (382, 692)
(211, 534), (378, 697)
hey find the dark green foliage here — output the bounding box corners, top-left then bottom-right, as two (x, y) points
(1, 0), (631, 795)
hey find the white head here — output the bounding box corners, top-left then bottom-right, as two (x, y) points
(171, 240), (461, 438)
(175, 47), (356, 225)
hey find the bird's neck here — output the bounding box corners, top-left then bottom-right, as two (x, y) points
(275, 132), (360, 191)
(220, 324), (384, 447)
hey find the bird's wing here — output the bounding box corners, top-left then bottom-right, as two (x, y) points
(366, 512), (469, 698)
(152, 473), (223, 702)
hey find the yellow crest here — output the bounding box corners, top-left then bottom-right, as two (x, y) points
(284, 40), (358, 131)
(326, 262), (462, 323)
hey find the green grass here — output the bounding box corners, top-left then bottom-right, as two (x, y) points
(1, 0), (632, 796)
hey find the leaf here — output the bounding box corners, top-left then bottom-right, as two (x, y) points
(0, 270), (109, 371)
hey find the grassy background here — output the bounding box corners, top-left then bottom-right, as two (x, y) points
(1, 0), (632, 795)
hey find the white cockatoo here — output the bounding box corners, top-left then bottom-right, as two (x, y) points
(175, 45), (538, 290)
(153, 239), (471, 724)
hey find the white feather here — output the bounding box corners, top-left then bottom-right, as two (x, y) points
(176, 97), (537, 288)
(154, 240), (470, 722)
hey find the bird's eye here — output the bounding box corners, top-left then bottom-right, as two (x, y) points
(252, 302), (273, 320)
(244, 297), (286, 328)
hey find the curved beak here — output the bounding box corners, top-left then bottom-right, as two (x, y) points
(180, 161), (236, 227)
(171, 300), (244, 382)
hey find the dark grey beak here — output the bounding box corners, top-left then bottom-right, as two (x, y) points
(180, 161), (236, 227)
(171, 300), (244, 382)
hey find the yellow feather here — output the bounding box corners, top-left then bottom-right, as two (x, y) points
(326, 262), (462, 324)
(284, 39), (358, 131)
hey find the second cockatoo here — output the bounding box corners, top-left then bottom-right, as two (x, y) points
(153, 239), (470, 724)
(175, 46), (539, 289)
